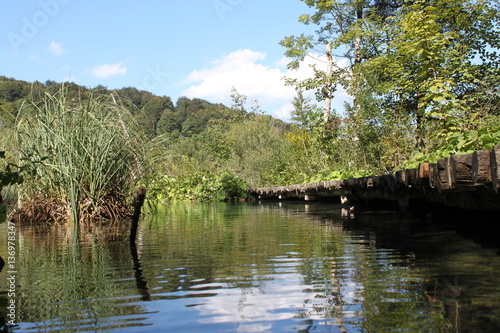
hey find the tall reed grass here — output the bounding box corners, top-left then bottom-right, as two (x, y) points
(12, 87), (150, 223)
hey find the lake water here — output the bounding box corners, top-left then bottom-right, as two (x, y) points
(1, 201), (499, 332)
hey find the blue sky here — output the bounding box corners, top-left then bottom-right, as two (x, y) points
(1, 0), (349, 119)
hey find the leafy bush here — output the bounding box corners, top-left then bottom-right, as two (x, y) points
(147, 172), (248, 202)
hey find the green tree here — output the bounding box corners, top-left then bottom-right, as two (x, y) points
(282, 0), (500, 171)
(138, 96), (174, 137)
(363, 0), (500, 155)
(230, 86), (247, 113)
(280, 0), (397, 120)
(290, 89), (320, 130)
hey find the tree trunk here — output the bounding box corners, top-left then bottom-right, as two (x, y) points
(351, 6), (364, 120)
(324, 42), (333, 122)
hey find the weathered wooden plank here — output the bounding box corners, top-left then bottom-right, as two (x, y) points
(491, 145), (500, 193)
(428, 163), (438, 188)
(395, 170), (405, 188)
(366, 177), (374, 188)
(419, 163), (430, 179)
(383, 174), (396, 192)
(248, 147), (499, 211)
(405, 168), (418, 187)
(472, 150), (491, 184)
(372, 176), (383, 188)
(346, 178), (357, 188)
(445, 156), (456, 189)
(450, 154), (473, 187)
(436, 159), (451, 192)
(416, 163), (429, 187)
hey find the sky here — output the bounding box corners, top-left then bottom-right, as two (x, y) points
(1, 0), (350, 119)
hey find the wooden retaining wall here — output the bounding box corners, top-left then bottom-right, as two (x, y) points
(249, 146), (500, 212)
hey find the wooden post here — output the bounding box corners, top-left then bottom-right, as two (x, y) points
(491, 145), (500, 192)
(446, 156), (456, 189)
(366, 177), (374, 188)
(405, 169), (418, 187)
(419, 163), (430, 179)
(472, 150), (491, 185)
(417, 163), (430, 187)
(130, 186), (147, 244)
(395, 170), (405, 188)
(304, 194), (316, 201)
(450, 154), (473, 187)
(437, 159), (451, 192)
(428, 163), (438, 188)
(383, 174), (396, 192)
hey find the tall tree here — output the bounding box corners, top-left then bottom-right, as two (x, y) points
(280, 0), (393, 121)
(361, 0), (500, 149)
(283, 0), (500, 165)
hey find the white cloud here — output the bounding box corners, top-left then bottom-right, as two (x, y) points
(47, 40), (66, 56)
(181, 49), (349, 120)
(91, 62), (127, 79)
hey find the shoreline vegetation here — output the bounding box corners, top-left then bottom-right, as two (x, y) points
(0, 72), (499, 224)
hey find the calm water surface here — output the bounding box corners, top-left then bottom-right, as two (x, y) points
(1, 202), (499, 332)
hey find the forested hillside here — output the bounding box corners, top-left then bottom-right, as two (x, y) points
(0, 76), (236, 139)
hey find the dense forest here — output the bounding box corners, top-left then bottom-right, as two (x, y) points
(1, 0), (500, 223)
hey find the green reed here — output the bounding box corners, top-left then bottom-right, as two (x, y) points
(13, 87), (147, 223)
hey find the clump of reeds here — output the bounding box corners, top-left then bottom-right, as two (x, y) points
(12, 87), (147, 223)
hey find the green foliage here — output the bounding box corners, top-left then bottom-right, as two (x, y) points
(307, 169), (365, 183)
(147, 172), (248, 202)
(406, 118), (500, 168)
(281, 0), (500, 176)
(0, 150), (26, 223)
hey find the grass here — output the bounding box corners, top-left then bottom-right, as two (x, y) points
(10, 87), (150, 223)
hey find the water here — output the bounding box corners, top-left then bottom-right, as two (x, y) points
(0, 201), (499, 332)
